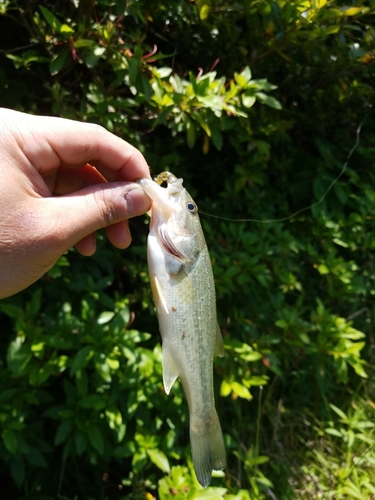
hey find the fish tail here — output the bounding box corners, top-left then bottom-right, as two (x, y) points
(190, 409), (226, 487)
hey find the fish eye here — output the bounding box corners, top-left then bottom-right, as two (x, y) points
(186, 201), (198, 213)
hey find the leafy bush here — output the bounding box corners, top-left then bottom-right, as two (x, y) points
(0, 0), (375, 498)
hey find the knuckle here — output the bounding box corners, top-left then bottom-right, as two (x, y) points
(91, 123), (108, 140)
(93, 189), (119, 227)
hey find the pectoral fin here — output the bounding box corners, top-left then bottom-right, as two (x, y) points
(214, 323), (225, 358)
(162, 346), (179, 394)
(165, 253), (183, 275)
(150, 275), (169, 315)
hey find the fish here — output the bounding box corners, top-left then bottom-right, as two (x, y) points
(137, 172), (226, 487)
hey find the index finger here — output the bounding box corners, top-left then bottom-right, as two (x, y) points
(9, 110), (151, 182)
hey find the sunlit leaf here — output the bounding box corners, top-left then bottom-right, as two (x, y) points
(199, 4), (210, 20)
(231, 382), (252, 400)
(220, 380), (232, 397)
(60, 23), (74, 34)
(147, 448), (170, 473)
(97, 311), (115, 324)
(341, 7), (362, 16)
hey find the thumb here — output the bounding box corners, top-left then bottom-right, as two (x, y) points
(40, 182), (151, 253)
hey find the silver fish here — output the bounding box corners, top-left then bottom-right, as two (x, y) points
(137, 172), (226, 487)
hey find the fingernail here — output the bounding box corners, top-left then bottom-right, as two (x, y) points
(125, 186), (151, 216)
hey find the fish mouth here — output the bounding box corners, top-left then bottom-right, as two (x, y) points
(136, 175), (183, 208)
(136, 177), (175, 230)
(154, 171), (178, 185)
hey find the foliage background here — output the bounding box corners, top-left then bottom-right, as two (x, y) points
(0, 0), (375, 498)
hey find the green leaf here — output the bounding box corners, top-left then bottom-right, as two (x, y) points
(24, 446), (48, 467)
(317, 264), (330, 275)
(105, 407), (123, 429)
(113, 442), (135, 458)
(2, 429), (17, 454)
(31, 341), (44, 353)
(324, 428), (342, 437)
(147, 448), (171, 473)
(341, 6), (362, 16)
(106, 357), (119, 370)
(242, 94), (256, 108)
(220, 380), (232, 397)
(125, 330), (152, 343)
(240, 65), (252, 82)
(255, 92), (282, 109)
(0, 389), (16, 404)
(54, 419), (73, 445)
(190, 112), (211, 136)
(50, 46), (70, 75)
(132, 450), (147, 473)
(235, 73), (249, 88)
(250, 455), (269, 466)
(199, 4), (210, 20)
(70, 346), (93, 376)
(186, 117), (196, 148)
(95, 358), (112, 383)
(156, 67), (173, 79)
(329, 404), (348, 421)
(97, 311), (115, 324)
(231, 382), (252, 400)
(10, 457), (25, 488)
(240, 351), (263, 362)
(79, 394), (107, 410)
(7, 338), (32, 375)
(39, 5), (62, 32)
(140, 73), (152, 100)
(88, 425), (104, 454)
(28, 288), (42, 317)
(0, 304), (22, 318)
(334, 183), (348, 204)
(248, 376), (270, 386)
(210, 126), (223, 150)
(194, 487), (228, 498)
(74, 38), (96, 49)
(75, 432), (88, 456)
(276, 319), (288, 328)
(60, 23), (74, 34)
(325, 25), (341, 35)
(0, 2), (10, 15)
(350, 360), (368, 378)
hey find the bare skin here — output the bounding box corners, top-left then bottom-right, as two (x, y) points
(0, 108), (152, 299)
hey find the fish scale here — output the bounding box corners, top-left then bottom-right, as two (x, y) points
(137, 172), (226, 487)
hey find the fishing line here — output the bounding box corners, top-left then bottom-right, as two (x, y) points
(200, 118), (365, 223)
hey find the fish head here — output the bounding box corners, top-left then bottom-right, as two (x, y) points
(137, 172), (205, 264)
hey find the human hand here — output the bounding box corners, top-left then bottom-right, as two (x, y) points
(0, 108), (152, 299)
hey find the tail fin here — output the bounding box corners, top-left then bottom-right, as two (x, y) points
(190, 410), (226, 487)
